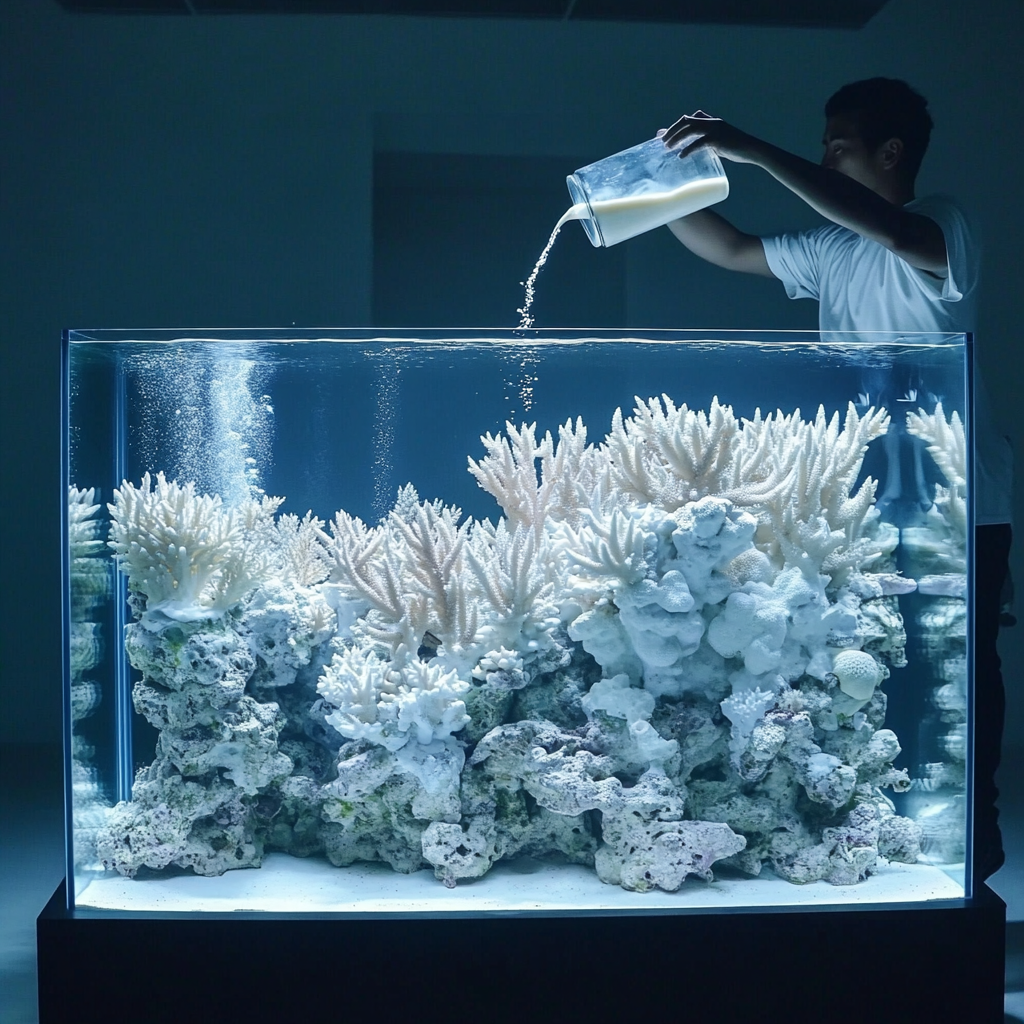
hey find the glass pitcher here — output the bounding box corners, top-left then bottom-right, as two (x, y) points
(566, 137), (730, 248)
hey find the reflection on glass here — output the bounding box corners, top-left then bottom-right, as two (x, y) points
(68, 486), (113, 875)
(901, 404), (969, 865)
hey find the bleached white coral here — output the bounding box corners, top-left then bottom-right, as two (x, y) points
(759, 403), (891, 586)
(487, 397), (892, 589)
(471, 646), (524, 680)
(468, 418), (606, 535)
(604, 396), (742, 509)
(275, 511), (332, 586)
(108, 472), (272, 622)
(393, 659), (473, 746)
(461, 520), (562, 668)
(562, 508), (649, 589)
(582, 674), (679, 764)
(708, 585), (788, 676)
(468, 421), (558, 537)
(832, 649), (883, 701)
(318, 494), (563, 682)
(906, 402), (966, 489)
(317, 644), (471, 751)
(317, 645), (394, 743)
(318, 501), (472, 661)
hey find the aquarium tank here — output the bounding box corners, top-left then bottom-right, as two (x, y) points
(62, 328), (973, 915)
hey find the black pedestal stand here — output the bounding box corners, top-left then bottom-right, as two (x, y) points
(38, 880), (1005, 1023)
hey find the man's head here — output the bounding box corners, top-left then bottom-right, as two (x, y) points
(821, 78), (933, 199)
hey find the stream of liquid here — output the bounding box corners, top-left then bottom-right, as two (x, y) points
(512, 176), (728, 410)
(516, 203), (587, 330)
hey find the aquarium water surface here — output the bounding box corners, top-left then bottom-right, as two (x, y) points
(63, 329), (972, 914)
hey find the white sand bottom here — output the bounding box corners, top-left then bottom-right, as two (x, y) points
(74, 853), (966, 915)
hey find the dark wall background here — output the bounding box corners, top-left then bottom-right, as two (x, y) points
(2, 0), (1023, 754)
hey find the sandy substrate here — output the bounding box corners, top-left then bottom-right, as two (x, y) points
(75, 853), (966, 915)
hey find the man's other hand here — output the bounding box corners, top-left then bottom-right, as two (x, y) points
(659, 111), (760, 165)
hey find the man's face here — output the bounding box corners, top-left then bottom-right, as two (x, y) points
(821, 114), (885, 190)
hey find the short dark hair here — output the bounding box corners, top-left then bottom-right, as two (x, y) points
(825, 78), (933, 181)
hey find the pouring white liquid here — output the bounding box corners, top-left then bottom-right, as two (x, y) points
(516, 203), (588, 329)
(517, 176), (729, 328)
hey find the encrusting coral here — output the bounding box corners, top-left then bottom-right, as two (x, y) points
(95, 393), (934, 892)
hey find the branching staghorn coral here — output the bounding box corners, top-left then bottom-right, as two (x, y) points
(68, 485), (111, 680)
(580, 396), (890, 584)
(468, 418), (607, 536)
(275, 511), (333, 587)
(462, 519), (562, 664)
(552, 398), (888, 589)
(723, 408), (806, 508)
(318, 501), (475, 663)
(561, 508), (649, 589)
(317, 509), (419, 651)
(545, 417), (614, 528)
(318, 492), (563, 677)
(70, 486), (107, 561)
(906, 402), (966, 489)
(602, 397), (812, 513)
(69, 486), (114, 871)
(391, 501), (473, 639)
(605, 396), (740, 509)
(468, 422), (556, 536)
(743, 403), (890, 586)
(237, 494), (286, 537)
(108, 472), (273, 621)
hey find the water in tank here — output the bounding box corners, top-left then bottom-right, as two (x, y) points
(63, 328), (972, 914)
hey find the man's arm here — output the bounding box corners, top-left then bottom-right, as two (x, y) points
(661, 114), (948, 277)
(666, 208), (774, 277)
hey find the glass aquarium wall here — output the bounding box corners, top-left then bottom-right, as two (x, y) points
(62, 329), (972, 914)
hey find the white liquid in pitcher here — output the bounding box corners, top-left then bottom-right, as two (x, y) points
(587, 174), (729, 247)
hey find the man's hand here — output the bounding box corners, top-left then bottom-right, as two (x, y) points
(655, 110), (774, 277)
(658, 111), (763, 165)
(659, 109), (948, 276)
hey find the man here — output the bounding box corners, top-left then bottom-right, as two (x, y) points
(662, 78), (1012, 885)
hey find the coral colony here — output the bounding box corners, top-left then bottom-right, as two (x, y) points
(82, 394), (967, 893)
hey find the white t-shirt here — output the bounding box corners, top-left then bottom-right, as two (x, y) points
(761, 195), (1012, 525)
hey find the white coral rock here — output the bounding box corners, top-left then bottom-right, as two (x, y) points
(568, 600), (642, 681)
(720, 686), (780, 768)
(668, 497), (758, 606)
(706, 583), (788, 675)
(583, 675), (679, 765)
(582, 673), (656, 723)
